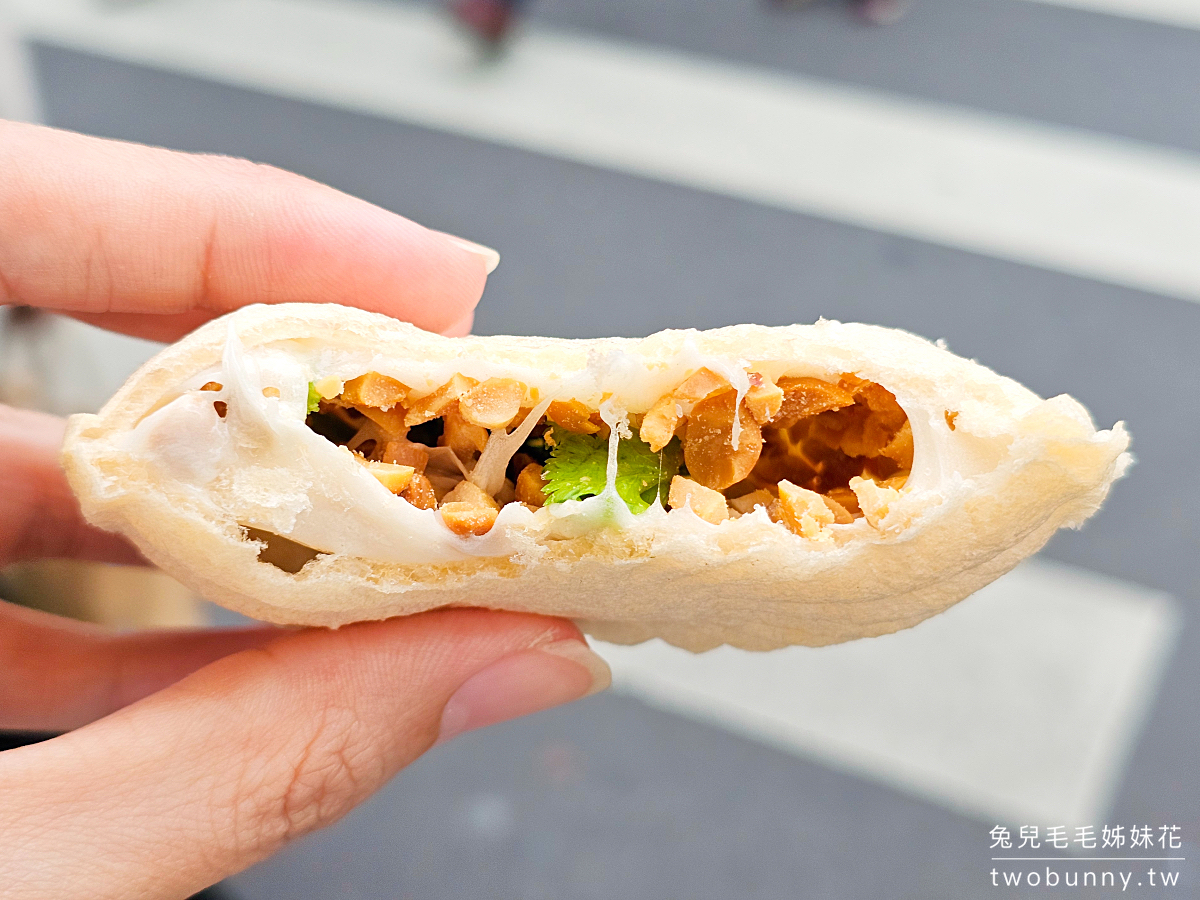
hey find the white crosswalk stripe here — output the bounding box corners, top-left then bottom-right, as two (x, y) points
(1018, 0), (1200, 31)
(599, 559), (1181, 828)
(9, 0), (1200, 305)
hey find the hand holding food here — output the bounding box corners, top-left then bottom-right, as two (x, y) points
(0, 121), (609, 898)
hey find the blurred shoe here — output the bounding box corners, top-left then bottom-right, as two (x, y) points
(450, 0), (518, 44)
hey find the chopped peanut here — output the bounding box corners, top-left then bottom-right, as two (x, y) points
(821, 377), (908, 459)
(441, 403), (489, 461)
(515, 462), (547, 507)
(683, 389), (763, 491)
(878, 420), (914, 468)
(638, 402), (678, 452)
(774, 377), (856, 426)
(381, 439), (429, 473)
(440, 503), (499, 536)
(439, 478), (500, 536)
(442, 479), (500, 510)
(353, 404), (408, 436)
(822, 495), (855, 524)
(728, 488), (775, 516)
(200, 381), (223, 392)
(944, 410), (958, 431)
(775, 480), (836, 539)
(361, 461), (415, 494)
(547, 399), (600, 434)
(849, 475), (902, 529)
(405, 374), (478, 426)
(744, 373), (784, 424)
(400, 472), (438, 509)
(341, 372), (407, 411)
(640, 367), (729, 451)
(312, 376), (344, 401)
(459, 377), (526, 429)
(589, 412), (610, 440)
(668, 476), (729, 524)
(261, 386), (281, 399)
(826, 486), (862, 518)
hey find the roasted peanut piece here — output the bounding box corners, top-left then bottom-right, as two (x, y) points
(312, 376), (344, 401)
(774, 377), (855, 426)
(547, 399), (600, 434)
(460, 378), (526, 429)
(640, 367), (729, 452)
(744, 373), (783, 424)
(353, 404), (408, 436)
(200, 381), (223, 392)
(261, 386), (281, 399)
(405, 374), (478, 426)
(442, 479), (500, 510)
(849, 475), (902, 529)
(683, 389), (763, 491)
(381, 439), (430, 473)
(822, 495), (855, 524)
(515, 463), (547, 507)
(361, 461), (416, 494)
(878, 420), (914, 468)
(728, 489), (776, 516)
(441, 403), (489, 461)
(341, 372), (408, 410)
(668, 476), (729, 524)
(400, 472), (438, 509)
(440, 503), (499, 536)
(944, 410), (958, 431)
(776, 480), (836, 539)
(825, 486), (862, 518)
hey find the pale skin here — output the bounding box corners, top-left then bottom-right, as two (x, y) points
(0, 121), (610, 899)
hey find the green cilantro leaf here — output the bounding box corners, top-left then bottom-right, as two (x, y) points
(306, 382), (322, 415)
(542, 430), (683, 514)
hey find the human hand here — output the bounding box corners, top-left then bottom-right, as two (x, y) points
(0, 121), (610, 899)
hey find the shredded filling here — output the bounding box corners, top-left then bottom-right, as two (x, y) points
(210, 367), (912, 541)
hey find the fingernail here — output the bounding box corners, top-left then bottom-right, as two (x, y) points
(442, 234), (501, 274)
(437, 639), (610, 744)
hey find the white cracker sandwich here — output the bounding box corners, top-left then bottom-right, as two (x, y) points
(62, 303), (1130, 651)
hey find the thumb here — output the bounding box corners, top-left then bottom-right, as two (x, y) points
(0, 609), (609, 900)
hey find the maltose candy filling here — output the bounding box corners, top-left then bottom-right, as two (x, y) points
(124, 336), (951, 571)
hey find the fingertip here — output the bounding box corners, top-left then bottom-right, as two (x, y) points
(433, 232), (500, 275)
(441, 309), (476, 337)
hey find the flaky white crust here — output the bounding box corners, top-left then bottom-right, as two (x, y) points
(63, 303), (1130, 651)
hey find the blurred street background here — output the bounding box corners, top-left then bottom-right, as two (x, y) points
(0, 0), (1197, 897)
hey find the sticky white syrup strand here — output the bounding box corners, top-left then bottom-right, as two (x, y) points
(469, 395), (554, 497)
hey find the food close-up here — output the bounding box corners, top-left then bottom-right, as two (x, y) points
(64, 303), (1129, 650)
(2, 1), (1193, 897)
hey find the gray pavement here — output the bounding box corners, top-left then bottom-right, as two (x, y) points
(22, 2), (1200, 896)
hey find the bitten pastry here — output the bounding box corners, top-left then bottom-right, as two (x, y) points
(62, 303), (1130, 651)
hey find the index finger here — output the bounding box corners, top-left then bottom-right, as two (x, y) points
(0, 121), (495, 340)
